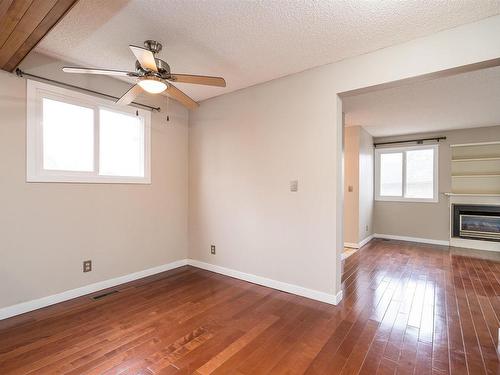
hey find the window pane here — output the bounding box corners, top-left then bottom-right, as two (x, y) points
(99, 109), (144, 177)
(380, 152), (403, 196)
(406, 149), (434, 199)
(42, 98), (94, 171)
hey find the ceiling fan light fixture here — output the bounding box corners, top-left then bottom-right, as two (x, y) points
(138, 77), (167, 94)
(62, 40), (224, 109)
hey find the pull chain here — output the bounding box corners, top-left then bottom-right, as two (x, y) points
(166, 95), (170, 122)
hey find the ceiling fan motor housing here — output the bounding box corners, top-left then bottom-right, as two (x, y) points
(144, 40), (162, 54)
(135, 57), (170, 76)
(134, 40), (171, 78)
(155, 59), (171, 75)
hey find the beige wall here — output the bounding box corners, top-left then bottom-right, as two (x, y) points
(343, 127), (359, 244)
(358, 127), (374, 242)
(343, 126), (373, 246)
(189, 70), (339, 294)
(189, 16), (500, 298)
(0, 54), (189, 309)
(373, 125), (500, 241)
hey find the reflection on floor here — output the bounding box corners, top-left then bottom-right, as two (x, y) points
(1, 239), (499, 374)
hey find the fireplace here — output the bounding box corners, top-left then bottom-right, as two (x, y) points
(453, 204), (500, 242)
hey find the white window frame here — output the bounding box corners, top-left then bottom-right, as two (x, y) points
(375, 144), (439, 203)
(26, 80), (151, 184)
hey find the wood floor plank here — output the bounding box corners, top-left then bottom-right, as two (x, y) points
(195, 314), (278, 374)
(444, 254), (469, 375)
(1, 240), (499, 374)
(454, 256), (487, 375)
(431, 268), (450, 374)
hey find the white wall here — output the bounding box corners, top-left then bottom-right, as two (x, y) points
(189, 15), (500, 300)
(359, 128), (374, 242)
(189, 69), (339, 295)
(0, 53), (189, 309)
(343, 127), (359, 245)
(358, 127), (374, 242)
(343, 126), (373, 247)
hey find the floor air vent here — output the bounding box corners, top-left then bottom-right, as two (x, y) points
(92, 290), (118, 300)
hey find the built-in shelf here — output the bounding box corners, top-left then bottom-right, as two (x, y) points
(450, 141), (500, 195)
(452, 174), (500, 178)
(452, 157), (500, 162)
(444, 192), (500, 197)
(450, 141), (500, 147)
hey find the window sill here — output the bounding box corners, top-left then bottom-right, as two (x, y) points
(26, 175), (151, 184)
(375, 197), (439, 203)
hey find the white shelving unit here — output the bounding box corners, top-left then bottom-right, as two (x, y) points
(452, 157), (500, 162)
(451, 141), (500, 194)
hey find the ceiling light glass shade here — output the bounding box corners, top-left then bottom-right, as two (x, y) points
(138, 77), (167, 94)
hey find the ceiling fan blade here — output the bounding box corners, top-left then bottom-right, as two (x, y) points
(165, 84), (199, 110)
(63, 67), (136, 76)
(116, 84), (144, 106)
(129, 45), (158, 72)
(169, 73), (226, 87)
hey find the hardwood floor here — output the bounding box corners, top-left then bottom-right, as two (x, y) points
(0, 239), (499, 374)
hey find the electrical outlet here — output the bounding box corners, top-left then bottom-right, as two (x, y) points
(83, 260), (92, 273)
(290, 180), (298, 192)
(210, 245), (216, 255)
(365, 225), (369, 232)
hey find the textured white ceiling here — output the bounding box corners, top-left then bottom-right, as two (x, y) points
(343, 65), (500, 137)
(36, 0), (500, 102)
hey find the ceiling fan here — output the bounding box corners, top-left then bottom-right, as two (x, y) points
(62, 40), (226, 110)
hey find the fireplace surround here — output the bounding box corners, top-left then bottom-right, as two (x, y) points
(452, 204), (500, 242)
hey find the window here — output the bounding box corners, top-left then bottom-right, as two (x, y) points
(27, 80), (151, 183)
(375, 144), (438, 202)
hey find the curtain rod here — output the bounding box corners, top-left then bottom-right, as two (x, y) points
(15, 69), (161, 112)
(374, 136), (446, 148)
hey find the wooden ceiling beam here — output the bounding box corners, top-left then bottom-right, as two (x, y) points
(0, 0), (78, 72)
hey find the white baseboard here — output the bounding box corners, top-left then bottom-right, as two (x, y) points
(344, 242), (359, 249)
(359, 234), (375, 248)
(344, 234), (374, 249)
(374, 233), (449, 246)
(0, 259), (188, 321)
(0, 257), (344, 321)
(187, 259), (342, 306)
